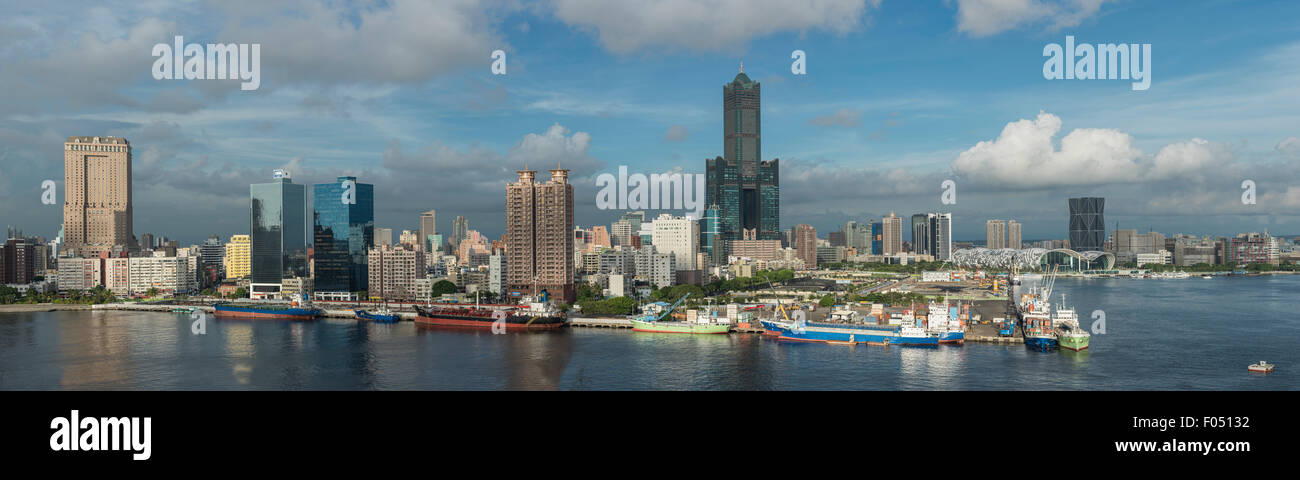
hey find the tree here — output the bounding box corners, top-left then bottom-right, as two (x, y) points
(818, 294), (836, 308)
(430, 280), (458, 298)
(232, 287), (248, 299)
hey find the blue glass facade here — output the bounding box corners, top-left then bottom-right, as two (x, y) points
(313, 176), (374, 293)
(250, 174), (308, 285)
(871, 221), (883, 255)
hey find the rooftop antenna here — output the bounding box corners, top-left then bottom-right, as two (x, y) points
(739, 59), (743, 73)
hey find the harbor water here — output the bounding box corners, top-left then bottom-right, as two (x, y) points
(1, 275), (1296, 390)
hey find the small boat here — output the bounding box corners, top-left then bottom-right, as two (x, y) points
(1248, 361), (1274, 373)
(355, 308), (401, 323)
(1202, 275), (1212, 279)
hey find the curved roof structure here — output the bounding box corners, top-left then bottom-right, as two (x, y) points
(951, 248), (1115, 271)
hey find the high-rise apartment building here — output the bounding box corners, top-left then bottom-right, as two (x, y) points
(223, 234), (251, 279)
(881, 213), (903, 255)
(505, 168), (575, 303)
(313, 176), (374, 294)
(367, 244), (425, 301)
(375, 228), (393, 247)
(63, 136), (135, 257)
(452, 216), (469, 249)
(1008, 220), (1022, 249)
(1069, 197), (1106, 252)
(794, 224), (817, 269)
(986, 220), (1007, 249)
(250, 169), (308, 299)
(705, 65), (780, 243)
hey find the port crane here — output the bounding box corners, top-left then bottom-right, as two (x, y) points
(636, 292), (691, 323)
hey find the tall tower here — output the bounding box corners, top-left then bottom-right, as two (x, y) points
(506, 168), (574, 303)
(1069, 197), (1106, 252)
(63, 136), (134, 257)
(986, 219), (1007, 249)
(882, 212), (903, 255)
(707, 63), (780, 244)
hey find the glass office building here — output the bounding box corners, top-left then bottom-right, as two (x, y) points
(250, 170), (308, 296)
(313, 176), (374, 293)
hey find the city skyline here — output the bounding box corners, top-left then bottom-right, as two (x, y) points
(3, 1), (1300, 244)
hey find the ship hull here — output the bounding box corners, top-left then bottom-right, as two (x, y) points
(630, 319), (730, 334)
(355, 310), (401, 323)
(761, 320), (939, 346)
(414, 306), (566, 331)
(1024, 335), (1058, 351)
(1058, 334), (1090, 351)
(214, 305), (320, 320)
(938, 331), (965, 344)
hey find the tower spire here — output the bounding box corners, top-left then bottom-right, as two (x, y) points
(739, 59), (743, 73)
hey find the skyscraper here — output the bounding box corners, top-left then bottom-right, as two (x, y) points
(419, 210), (437, 252)
(313, 176), (374, 294)
(250, 169), (308, 299)
(911, 214), (931, 255)
(1008, 220), (1022, 249)
(706, 64), (780, 243)
(882, 212), (903, 255)
(452, 215), (469, 249)
(1069, 197), (1106, 252)
(63, 136), (135, 257)
(930, 213), (953, 261)
(700, 204), (723, 266)
(506, 168), (574, 303)
(986, 219), (1007, 249)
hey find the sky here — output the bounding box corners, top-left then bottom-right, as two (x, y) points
(2, 0), (1299, 245)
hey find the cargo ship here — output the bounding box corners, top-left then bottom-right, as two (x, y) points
(925, 302), (965, 344)
(213, 294), (321, 320)
(414, 296), (566, 331)
(629, 293), (730, 334)
(1052, 294), (1089, 351)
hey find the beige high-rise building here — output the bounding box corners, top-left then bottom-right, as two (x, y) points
(506, 168), (574, 303)
(794, 224), (818, 269)
(1008, 220), (1022, 249)
(986, 220), (1007, 249)
(419, 210), (437, 252)
(882, 212), (903, 255)
(63, 136), (134, 257)
(224, 235), (251, 279)
(368, 244), (426, 301)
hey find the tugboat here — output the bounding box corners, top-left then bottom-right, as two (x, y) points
(355, 306), (401, 323)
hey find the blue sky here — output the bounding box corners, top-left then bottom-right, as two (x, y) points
(2, 0), (1299, 245)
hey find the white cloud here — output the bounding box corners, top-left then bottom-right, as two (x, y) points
(951, 111), (1143, 188)
(954, 0), (1108, 37)
(808, 108), (862, 127)
(1277, 136), (1300, 158)
(663, 125), (689, 141)
(549, 0), (880, 54)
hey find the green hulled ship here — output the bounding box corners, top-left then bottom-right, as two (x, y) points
(1052, 294), (1090, 351)
(628, 293), (731, 334)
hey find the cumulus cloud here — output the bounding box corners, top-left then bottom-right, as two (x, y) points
(1277, 136), (1300, 158)
(954, 0), (1108, 37)
(549, 0), (880, 53)
(216, 0), (509, 88)
(663, 125), (689, 141)
(952, 111), (1144, 188)
(808, 108), (862, 128)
